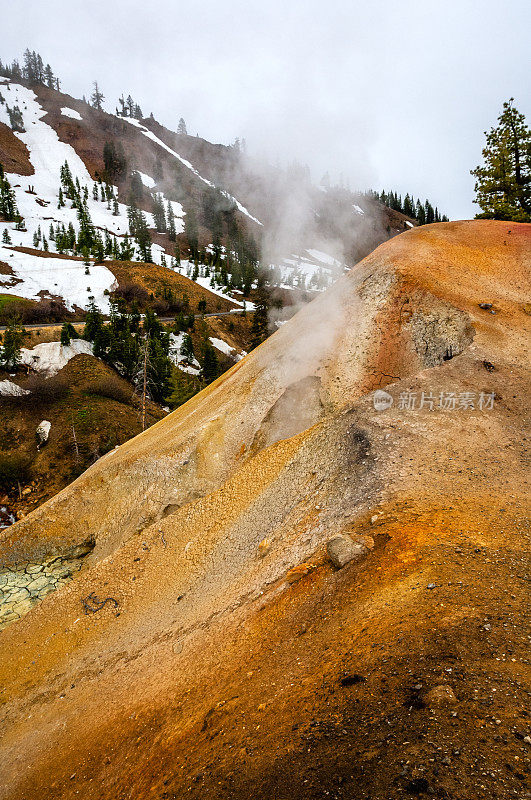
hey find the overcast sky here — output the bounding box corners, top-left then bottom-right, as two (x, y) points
(3, 0), (529, 219)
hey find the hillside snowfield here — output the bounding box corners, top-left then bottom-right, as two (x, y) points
(60, 107), (82, 120)
(0, 80), (340, 312)
(0, 82), (187, 310)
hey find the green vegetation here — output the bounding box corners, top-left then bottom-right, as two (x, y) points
(471, 98), (530, 222)
(370, 189), (449, 224)
(0, 318), (26, 370)
(0, 163), (20, 222)
(60, 322), (78, 346)
(83, 300), (172, 403)
(0, 453), (31, 492)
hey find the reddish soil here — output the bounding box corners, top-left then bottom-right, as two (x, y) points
(0, 121), (33, 176)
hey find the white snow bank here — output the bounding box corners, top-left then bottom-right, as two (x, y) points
(209, 337), (236, 357)
(19, 339), (93, 377)
(0, 379), (29, 396)
(61, 107), (82, 121)
(352, 204), (365, 215)
(137, 171), (156, 188)
(169, 332), (201, 375)
(405, 221), (414, 228)
(208, 336), (246, 361)
(0, 248), (115, 312)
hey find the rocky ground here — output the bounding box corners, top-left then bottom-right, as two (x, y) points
(0, 221), (529, 800)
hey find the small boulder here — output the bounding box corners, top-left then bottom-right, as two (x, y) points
(327, 534), (368, 569)
(258, 538), (272, 558)
(36, 420), (51, 448)
(423, 685), (457, 707)
(286, 563), (315, 584)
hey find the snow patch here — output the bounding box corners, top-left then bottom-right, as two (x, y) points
(0, 379), (29, 396)
(61, 107), (82, 121)
(405, 221), (414, 228)
(209, 337), (235, 357)
(19, 339), (93, 377)
(36, 420), (51, 446)
(352, 204), (365, 215)
(137, 171), (156, 189)
(169, 332), (201, 375)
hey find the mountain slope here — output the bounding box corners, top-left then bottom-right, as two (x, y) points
(0, 220), (529, 799)
(0, 77), (419, 315)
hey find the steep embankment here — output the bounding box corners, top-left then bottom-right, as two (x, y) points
(0, 221), (529, 800)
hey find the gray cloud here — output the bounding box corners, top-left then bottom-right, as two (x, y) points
(3, 0), (530, 219)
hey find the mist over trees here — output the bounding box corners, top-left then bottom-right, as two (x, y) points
(0, 49), (60, 90)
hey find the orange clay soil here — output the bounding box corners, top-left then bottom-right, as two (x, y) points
(0, 220), (529, 800)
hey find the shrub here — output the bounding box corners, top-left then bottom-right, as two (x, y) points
(0, 453), (32, 492)
(111, 282), (149, 306)
(85, 375), (133, 405)
(24, 373), (70, 401)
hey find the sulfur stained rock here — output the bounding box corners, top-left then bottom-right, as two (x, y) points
(326, 534), (368, 569)
(286, 563), (315, 584)
(258, 538), (272, 558)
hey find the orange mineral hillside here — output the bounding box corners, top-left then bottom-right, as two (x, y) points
(0, 220), (530, 800)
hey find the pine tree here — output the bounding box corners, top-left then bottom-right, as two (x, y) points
(166, 200), (177, 241)
(250, 277), (270, 349)
(129, 171), (143, 203)
(152, 193), (167, 232)
(184, 207), (198, 258)
(201, 341), (218, 383)
(2, 228), (11, 244)
(471, 98), (531, 221)
(60, 322), (77, 346)
(0, 319), (26, 370)
(180, 333), (195, 362)
(177, 117), (187, 135)
(90, 81), (105, 111)
(167, 371), (200, 409)
(44, 63), (55, 89)
(0, 164), (19, 221)
(83, 298), (104, 341)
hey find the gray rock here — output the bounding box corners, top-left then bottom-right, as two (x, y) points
(326, 535), (368, 569)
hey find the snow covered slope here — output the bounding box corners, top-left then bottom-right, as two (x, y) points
(0, 81), (188, 310)
(122, 117), (262, 226)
